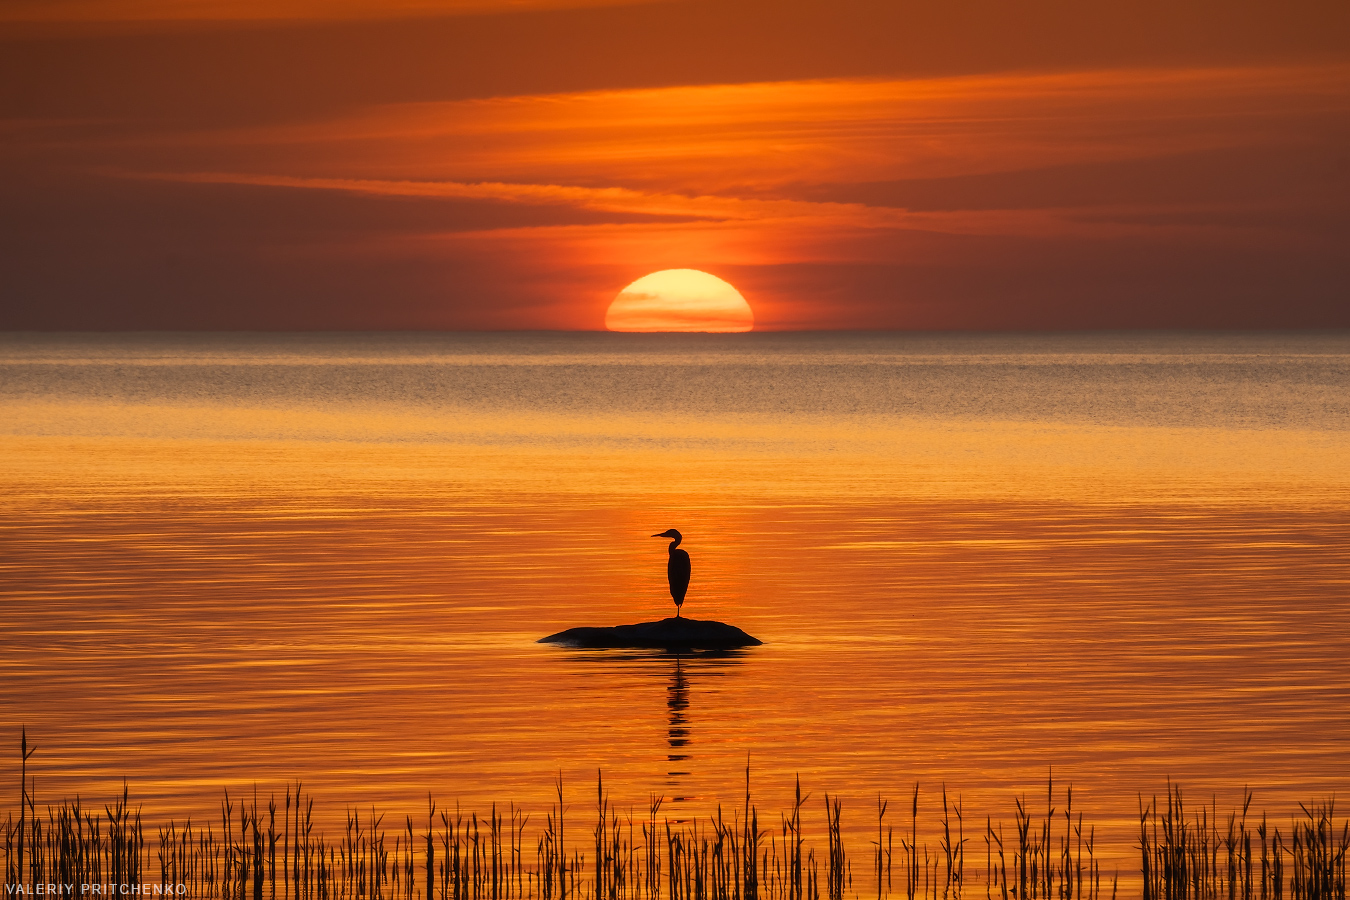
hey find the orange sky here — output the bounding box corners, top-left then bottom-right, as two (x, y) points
(1, 0), (1347, 330)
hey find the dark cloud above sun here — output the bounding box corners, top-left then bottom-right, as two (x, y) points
(1, 0), (1347, 330)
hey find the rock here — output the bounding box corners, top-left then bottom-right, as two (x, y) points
(539, 617), (762, 651)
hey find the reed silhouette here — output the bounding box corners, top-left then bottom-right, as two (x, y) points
(5, 739), (1348, 900)
(651, 530), (691, 618)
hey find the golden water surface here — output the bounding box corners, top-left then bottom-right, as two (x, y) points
(2, 332), (1348, 882)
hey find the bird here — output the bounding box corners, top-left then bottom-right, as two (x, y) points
(652, 529), (691, 617)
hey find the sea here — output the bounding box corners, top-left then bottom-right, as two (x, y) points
(2, 330), (1348, 882)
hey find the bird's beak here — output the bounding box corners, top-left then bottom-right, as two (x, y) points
(651, 531), (671, 538)
(651, 532), (665, 538)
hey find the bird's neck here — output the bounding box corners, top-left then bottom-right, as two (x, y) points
(668, 538), (681, 551)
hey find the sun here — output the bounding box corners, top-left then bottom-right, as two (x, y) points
(605, 269), (754, 332)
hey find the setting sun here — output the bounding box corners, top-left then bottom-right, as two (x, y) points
(605, 269), (754, 332)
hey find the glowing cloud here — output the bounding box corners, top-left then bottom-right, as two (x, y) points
(605, 269), (754, 332)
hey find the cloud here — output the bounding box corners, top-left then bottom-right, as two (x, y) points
(117, 65), (1349, 253)
(0, 0), (661, 24)
(164, 65), (1350, 190)
(4, 64), (1348, 329)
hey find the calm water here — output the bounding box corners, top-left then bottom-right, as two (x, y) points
(2, 331), (1349, 879)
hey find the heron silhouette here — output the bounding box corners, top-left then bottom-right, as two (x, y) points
(652, 529), (691, 617)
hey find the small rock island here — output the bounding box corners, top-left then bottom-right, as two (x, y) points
(542, 529), (761, 650)
(539, 616), (762, 651)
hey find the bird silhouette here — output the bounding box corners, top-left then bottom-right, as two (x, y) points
(652, 529), (691, 617)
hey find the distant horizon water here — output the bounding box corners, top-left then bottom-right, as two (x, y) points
(2, 330), (1348, 888)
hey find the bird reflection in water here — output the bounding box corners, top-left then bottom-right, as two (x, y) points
(562, 649), (745, 799)
(662, 653), (742, 801)
(666, 657), (691, 771)
(656, 652), (746, 797)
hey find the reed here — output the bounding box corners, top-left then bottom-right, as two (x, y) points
(4, 742), (1346, 900)
(1137, 784), (1348, 900)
